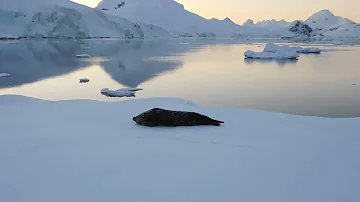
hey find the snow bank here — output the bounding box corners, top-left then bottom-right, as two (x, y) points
(0, 95), (360, 202)
(0, 73), (11, 77)
(244, 48), (299, 59)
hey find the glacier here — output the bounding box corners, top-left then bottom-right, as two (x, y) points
(0, 0), (147, 38)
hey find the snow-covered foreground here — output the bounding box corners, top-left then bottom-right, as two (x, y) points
(1, 95), (359, 202)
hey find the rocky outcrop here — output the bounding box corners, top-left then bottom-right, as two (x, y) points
(289, 21), (315, 37)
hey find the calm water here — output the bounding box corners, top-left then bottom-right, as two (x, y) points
(1, 39), (359, 117)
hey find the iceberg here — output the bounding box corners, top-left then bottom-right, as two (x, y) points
(101, 88), (137, 98)
(76, 54), (91, 58)
(79, 78), (90, 83)
(264, 42), (321, 54)
(0, 34), (20, 40)
(296, 47), (321, 53)
(119, 88), (143, 92)
(244, 47), (299, 60)
(0, 73), (11, 77)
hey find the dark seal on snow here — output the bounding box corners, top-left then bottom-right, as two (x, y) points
(133, 108), (224, 127)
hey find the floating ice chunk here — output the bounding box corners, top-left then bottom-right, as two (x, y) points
(296, 47), (321, 53)
(119, 88), (143, 92)
(80, 78), (90, 83)
(76, 54), (91, 58)
(244, 48), (299, 60)
(0, 73), (11, 77)
(0, 34), (20, 40)
(101, 88), (136, 98)
(83, 47), (91, 50)
(264, 42), (321, 54)
(264, 42), (284, 53)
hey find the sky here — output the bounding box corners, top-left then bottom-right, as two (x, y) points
(72, 0), (360, 24)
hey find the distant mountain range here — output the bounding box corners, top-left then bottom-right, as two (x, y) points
(0, 0), (359, 39)
(243, 9), (360, 38)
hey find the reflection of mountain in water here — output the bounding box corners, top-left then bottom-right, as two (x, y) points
(0, 39), (195, 89)
(93, 40), (187, 87)
(0, 40), (88, 88)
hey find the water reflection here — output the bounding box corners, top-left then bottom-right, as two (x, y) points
(244, 58), (298, 67)
(0, 40), (87, 88)
(0, 39), (189, 89)
(0, 40), (360, 118)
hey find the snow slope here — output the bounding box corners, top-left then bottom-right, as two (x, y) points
(305, 9), (360, 38)
(0, 0), (145, 38)
(0, 95), (360, 202)
(97, 0), (278, 38)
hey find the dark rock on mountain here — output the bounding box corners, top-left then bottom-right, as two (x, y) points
(289, 21), (315, 37)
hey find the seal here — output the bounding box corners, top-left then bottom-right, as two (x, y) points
(133, 108), (224, 127)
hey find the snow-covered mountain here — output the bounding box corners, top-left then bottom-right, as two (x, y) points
(243, 19), (292, 30)
(0, 0), (155, 38)
(96, 0), (283, 38)
(305, 9), (360, 38)
(243, 10), (359, 38)
(1, 0), (358, 39)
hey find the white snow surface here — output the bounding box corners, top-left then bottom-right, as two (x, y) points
(0, 95), (360, 202)
(0, 0), (145, 38)
(0, 73), (11, 77)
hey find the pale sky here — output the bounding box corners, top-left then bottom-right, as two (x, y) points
(73, 0), (360, 24)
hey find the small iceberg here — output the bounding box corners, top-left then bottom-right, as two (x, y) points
(244, 48), (299, 60)
(0, 34), (20, 40)
(119, 88), (143, 92)
(0, 73), (11, 77)
(296, 47), (321, 53)
(80, 78), (89, 83)
(76, 54), (91, 58)
(101, 88), (143, 98)
(264, 42), (321, 54)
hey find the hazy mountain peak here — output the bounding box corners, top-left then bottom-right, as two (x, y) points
(243, 19), (254, 26)
(308, 9), (335, 21)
